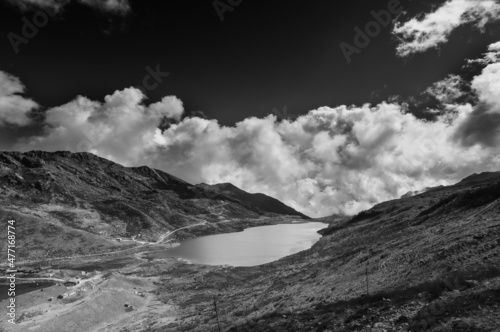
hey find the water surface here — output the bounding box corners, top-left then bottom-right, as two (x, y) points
(153, 222), (327, 266)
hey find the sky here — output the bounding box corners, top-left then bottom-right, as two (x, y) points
(1, 0), (500, 217)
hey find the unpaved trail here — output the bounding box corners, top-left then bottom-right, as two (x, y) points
(155, 221), (207, 244)
(3, 221), (210, 268)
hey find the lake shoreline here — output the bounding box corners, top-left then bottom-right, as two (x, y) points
(150, 221), (328, 267)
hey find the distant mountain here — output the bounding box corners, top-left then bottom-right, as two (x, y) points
(457, 171), (500, 186)
(401, 189), (427, 198)
(400, 171), (500, 199)
(196, 182), (309, 219)
(0, 151), (303, 261)
(400, 185), (445, 198)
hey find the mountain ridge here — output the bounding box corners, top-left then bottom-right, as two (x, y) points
(0, 150), (307, 261)
(196, 182), (309, 219)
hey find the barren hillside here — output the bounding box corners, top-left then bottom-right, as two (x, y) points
(0, 151), (303, 261)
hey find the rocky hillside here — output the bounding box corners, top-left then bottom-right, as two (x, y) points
(197, 182), (309, 218)
(0, 151), (304, 261)
(458, 172), (500, 186)
(158, 172), (500, 332)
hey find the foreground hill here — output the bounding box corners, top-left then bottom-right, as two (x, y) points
(458, 171), (500, 186)
(197, 182), (309, 218)
(151, 172), (500, 331)
(0, 151), (304, 261)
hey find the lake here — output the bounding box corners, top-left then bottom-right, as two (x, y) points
(152, 222), (327, 266)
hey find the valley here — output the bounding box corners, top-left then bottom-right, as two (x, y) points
(0, 152), (499, 331)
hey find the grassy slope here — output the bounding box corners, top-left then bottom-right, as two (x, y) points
(155, 175), (500, 332)
(0, 151), (294, 261)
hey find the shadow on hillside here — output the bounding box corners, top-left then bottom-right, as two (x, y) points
(228, 266), (500, 332)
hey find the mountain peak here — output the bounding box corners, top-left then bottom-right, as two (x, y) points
(198, 182), (309, 218)
(458, 171), (500, 186)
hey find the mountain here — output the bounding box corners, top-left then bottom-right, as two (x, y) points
(1, 151), (499, 331)
(196, 182), (309, 218)
(457, 171), (500, 186)
(401, 189), (426, 198)
(400, 171), (500, 199)
(160, 171), (500, 331)
(0, 151), (305, 261)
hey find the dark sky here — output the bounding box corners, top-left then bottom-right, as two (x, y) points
(0, 0), (499, 126)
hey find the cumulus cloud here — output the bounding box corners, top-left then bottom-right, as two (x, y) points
(0, 71), (38, 126)
(456, 43), (500, 146)
(393, 0), (500, 57)
(2, 42), (500, 218)
(124, 99), (497, 217)
(16, 88), (184, 166)
(4, 0), (130, 14)
(471, 62), (500, 108)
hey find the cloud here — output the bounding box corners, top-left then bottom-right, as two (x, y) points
(15, 88), (184, 165)
(149, 96), (184, 122)
(471, 61), (500, 108)
(4, 0), (130, 15)
(2, 42), (500, 218)
(135, 101), (496, 218)
(0, 71), (38, 126)
(393, 0), (500, 57)
(455, 102), (500, 147)
(426, 74), (466, 104)
(455, 44), (500, 146)
(79, 0), (130, 14)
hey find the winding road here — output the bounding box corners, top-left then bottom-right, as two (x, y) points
(155, 221), (207, 244)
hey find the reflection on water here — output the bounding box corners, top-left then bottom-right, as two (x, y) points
(153, 222), (327, 266)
